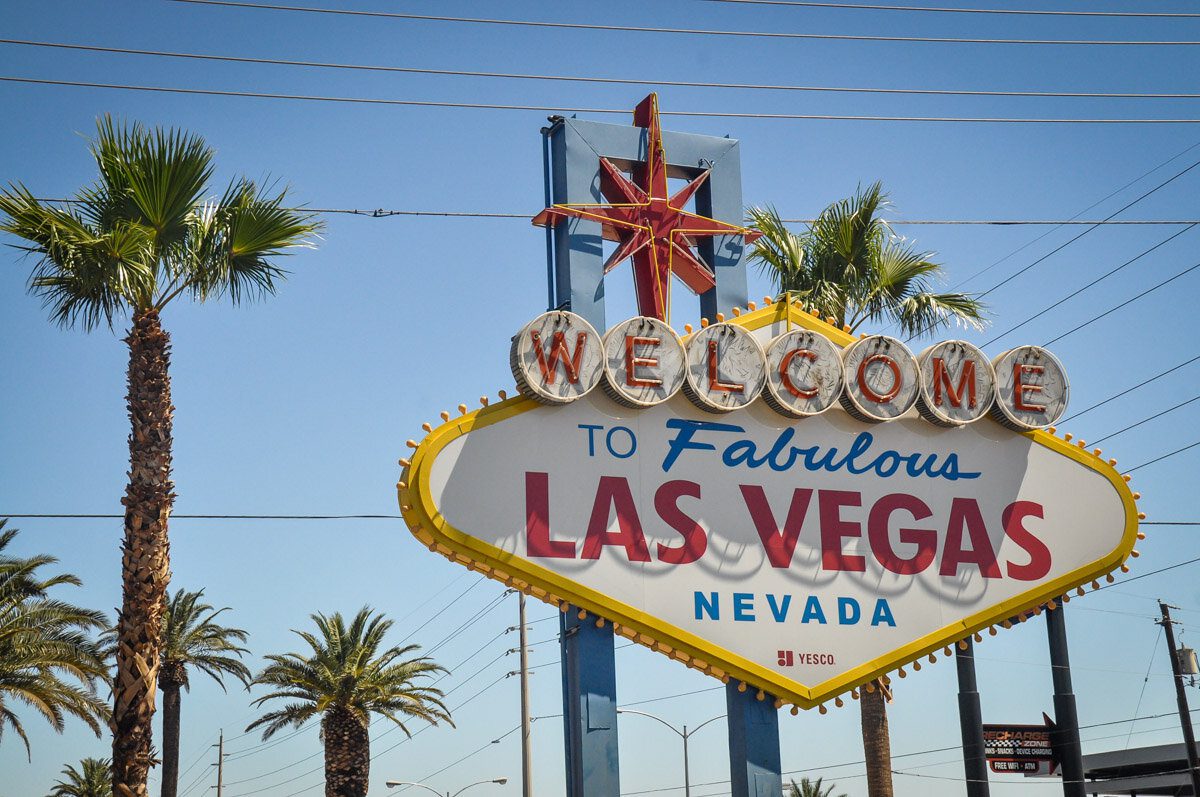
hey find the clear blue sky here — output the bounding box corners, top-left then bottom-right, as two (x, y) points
(2, 1), (1199, 796)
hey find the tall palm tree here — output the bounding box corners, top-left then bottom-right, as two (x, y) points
(747, 182), (986, 337)
(48, 757), (114, 797)
(749, 185), (985, 797)
(0, 520), (109, 756)
(788, 777), (847, 797)
(247, 607), (453, 797)
(0, 118), (320, 797)
(157, 589), (251, 797)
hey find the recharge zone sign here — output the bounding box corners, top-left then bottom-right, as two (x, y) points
(398, 302), (1139, 710)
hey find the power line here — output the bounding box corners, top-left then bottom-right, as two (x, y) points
(1091, 395), (1200, 446)
(980, 224), (1198, 347)
(7, 38), (1200, 100)
(696, 0), (1200, 17)
(1043, 259), (1200, 346)
(1124, 441), (1200, 475)
(168, 0), (1200, 46)
(1060, 355), (1200, 423)
(7, 76), (1200, 123)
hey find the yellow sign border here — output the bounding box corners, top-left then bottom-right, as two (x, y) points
(398, 302), (1140, 710)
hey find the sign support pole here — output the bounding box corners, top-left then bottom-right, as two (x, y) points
(1045, 601), (1085, 797)
(955, 639), (990, 795)
(560, 607), (619, 797)
(725, 683), (781, 797)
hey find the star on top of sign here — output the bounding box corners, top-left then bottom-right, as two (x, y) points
(533, 94), (762, 322)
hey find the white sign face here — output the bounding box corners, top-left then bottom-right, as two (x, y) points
(991, 346), (1070, 431)
(916, 341), (997, 427)
(601, 317), (686, 408)
(405, 306), (1137, 709)
(762, 330), (845, 418)
(682, 323), (766, 413)
(511, 311), (603, 404)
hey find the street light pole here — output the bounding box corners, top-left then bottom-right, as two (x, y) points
(617, 709), (723, 797)
(385, 777), (509, 797)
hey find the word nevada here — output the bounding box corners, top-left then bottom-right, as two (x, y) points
(511, 310), (1068, 430)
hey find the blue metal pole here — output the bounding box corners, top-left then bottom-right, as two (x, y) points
(560, 608), (620, 797)
(540, 125), (556, 312)
(725, 683), (782, 797)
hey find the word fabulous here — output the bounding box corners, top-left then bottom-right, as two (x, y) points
(510, 311), (1068, 431)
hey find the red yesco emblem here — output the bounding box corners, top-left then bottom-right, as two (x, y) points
(533, 94), (761, 321)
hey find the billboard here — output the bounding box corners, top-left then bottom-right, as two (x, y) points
(399, 301), (1140, 710)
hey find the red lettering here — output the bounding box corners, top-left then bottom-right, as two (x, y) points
(819, 490), (865, 571)
(624, 335), (662, 388)
(868, 493), (936, 575)
(1013, 363), (1046, 412)
(525, 472), (575, 559)
(740, 485), (814, 568)
(530, 330), (587, 385)
(707, 339), (745, 394)
(940, 497), (1001, 578)
(581, 476), (651, 562)
(857, 354), (902, 403)
(1003, 501), (1051, 581)
(778, 348), (819, 399)
(655, 481), (707, 564)
(933, 357), (977, 409)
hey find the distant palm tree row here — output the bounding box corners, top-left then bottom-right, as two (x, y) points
(1, 521), (452, 797)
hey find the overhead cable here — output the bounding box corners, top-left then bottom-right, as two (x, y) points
(1059, 354), (1200, 422)
(7, 76), (1200, 123)
(1123, 440), (1200, 475)
(1091, 395), (1200, 446)
(167, 0), (1200, 46)
(6, 38), (1200, 100)
(696, 0), (1200, 17)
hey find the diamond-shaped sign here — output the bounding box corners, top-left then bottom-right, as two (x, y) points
(398, 303), (1139, 710)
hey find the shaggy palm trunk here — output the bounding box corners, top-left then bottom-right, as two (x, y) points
(860, 680), (894, 797)
(323, 707), (370, 797)
(159, 662), (187, 797)
(113, 310), (175, 797)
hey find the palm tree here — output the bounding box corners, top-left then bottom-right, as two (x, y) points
(48, 757), (114, 797)
(247, 607), (453, 797)
(749, 185), (985, 797)
(0, 118), (320, 797)
(747, 182), (986, 337)
(0, 520), (109, 757)
(788, 777), (847, 797)
(157, 589), (251, 797)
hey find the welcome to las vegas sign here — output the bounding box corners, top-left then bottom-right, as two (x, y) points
(398, 302), (1140, 711)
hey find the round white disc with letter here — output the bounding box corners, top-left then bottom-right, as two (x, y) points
(682, 323), (766, 413)
(840, 335), (920, 422)
(601, 316), (686, 407)
(990, 345), (1069, 430)
(510, 310), (603, 405)
(762, 329), (845, 418)
(915, 340), (996, 426)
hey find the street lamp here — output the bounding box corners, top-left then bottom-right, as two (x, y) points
(617, 709), (724, 797)
(384, 777), (509, 797)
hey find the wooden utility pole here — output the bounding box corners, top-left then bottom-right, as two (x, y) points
(519, 594), (533, 797)
(212, 730), (224, 797)
(1158, 601), (1200, 794)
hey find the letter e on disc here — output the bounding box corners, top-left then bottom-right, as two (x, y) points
(990, 345), (1069, 430)
(510, 310), (603, 404)
(601, 316), (686, 407)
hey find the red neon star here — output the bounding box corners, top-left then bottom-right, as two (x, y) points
(533, 94), (761, 321)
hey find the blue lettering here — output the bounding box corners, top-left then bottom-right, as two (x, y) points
(662, 419), (744, 472)
(733, 593), (755, 621)
(605, 426), (637, 459)
(838, 597), (861, 625)
(578, 424), (603, 456)
(694, 591), (719, 621)
(871, 599), (896, 627)
(802, 596), (827, 624)
(766, 594), (791, 623)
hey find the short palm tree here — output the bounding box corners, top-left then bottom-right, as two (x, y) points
(247, 607), (452, 797)
(157, 589), (251, 797)
(48, 757), (114, 797)
(0, 117), (319, 797)
(747, 182), (986, 338)
(0, 520), (109, 757)
(788, 777), (846, 797)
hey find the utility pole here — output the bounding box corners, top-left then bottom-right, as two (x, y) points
(1158, 601), (1200, 794)
(519, 593), (533, 797)
(211, 730), (225, 797)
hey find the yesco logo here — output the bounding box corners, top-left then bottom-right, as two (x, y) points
(510, 310), (1069, 431)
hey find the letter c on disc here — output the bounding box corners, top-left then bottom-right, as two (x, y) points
(762, 329), (845, 418)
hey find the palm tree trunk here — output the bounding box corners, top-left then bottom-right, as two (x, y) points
(159, 665), (185, 797)
(323, 707), (370, 797)
(113, 309), (175, 797)
(860, 680), (894, 797)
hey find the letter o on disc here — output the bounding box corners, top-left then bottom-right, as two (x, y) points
(510, 310), (603, 404)
(840, 335), (920, 422)
(762, 329), (845, 418)
(915, 340), (996, 426)
(601, 316), (686, 407)
(990, 345), (1069, 430)
(682, 322), (766, 413)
